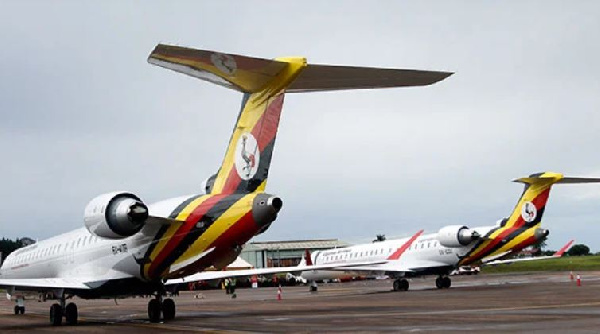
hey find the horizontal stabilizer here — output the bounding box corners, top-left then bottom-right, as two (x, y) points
(148, 44), (452, 94)
(513, 172), (600, 185)
(558, 177), (600, 184)
(287, 64), (452, 93)
(148, 44), (288, 93)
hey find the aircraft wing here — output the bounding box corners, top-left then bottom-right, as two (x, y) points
(484, 240), (574, 266)
(0, 278), (99, 290)
(166, 230), (429, 284)
(0, 269), (135, 291)
(484, 255), (560, 266)
(165, 260), (386, 285)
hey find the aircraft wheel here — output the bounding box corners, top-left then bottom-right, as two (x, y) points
(14, 305), (19, 315)
(148, 299), (161, 323)
(443, 276), (451, 288)
(162, 298), (176, 321)
(393, 279), (401, 291)
(65, 302), (78, 325)
(19, 306), (25, 314)
(50, 303), (63, 326)
(399, 279), (409, 291)
(435, 277), (443, 289)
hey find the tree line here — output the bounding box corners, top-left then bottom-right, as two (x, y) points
(0, 237), (34, 262)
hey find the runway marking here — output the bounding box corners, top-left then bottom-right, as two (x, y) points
(288, 301), (600, 319)
(127, 322), (250, 333)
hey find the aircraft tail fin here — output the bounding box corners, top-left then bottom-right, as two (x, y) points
(460, 172), (600, 265)
(148, 44), (451, 194)
(508, 173), (600, 230)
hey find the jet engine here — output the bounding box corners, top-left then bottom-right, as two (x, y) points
(437, 225), (481, 248)
(534, 228), (549, 240)
(84, 192), (149, 239)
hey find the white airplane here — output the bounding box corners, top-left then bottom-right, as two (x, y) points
(294, 173), (595, 291)
(0, 44), (451, 325)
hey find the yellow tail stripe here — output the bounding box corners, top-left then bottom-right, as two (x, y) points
(143, 195), (210, 277)
(173, 193), (257, 266)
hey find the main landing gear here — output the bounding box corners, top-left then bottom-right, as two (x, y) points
(435, 276), (451, 289)
(49, 296), (78, 326)
(148, 295), (176, 323)
(392, 278), (409, 291)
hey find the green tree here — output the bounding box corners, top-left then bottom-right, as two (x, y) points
(567, 244), (590, 256)
(373, 234), (386, 243)
(1, 238), (20, 262)
(0, 237), (31, 262)
(531, 237), (548, 256)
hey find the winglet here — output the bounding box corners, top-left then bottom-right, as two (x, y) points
(554, 240), (575, 256)
(387, 230), (424, 260)
(304, 249), (313, 266)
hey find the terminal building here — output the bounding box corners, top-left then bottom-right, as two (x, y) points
(240, 239), (350, 268)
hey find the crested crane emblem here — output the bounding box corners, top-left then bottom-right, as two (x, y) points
(521, 201), (537, 223)
(210, 52), (237, 76)
(234, 133), (260, 180)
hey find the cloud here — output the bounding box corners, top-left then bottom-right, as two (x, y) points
(1, 2), (600, 252)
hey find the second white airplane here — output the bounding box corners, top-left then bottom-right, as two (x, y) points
(298, 172), (593, 291)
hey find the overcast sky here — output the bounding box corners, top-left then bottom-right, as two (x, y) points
(1, 1), (600, 251)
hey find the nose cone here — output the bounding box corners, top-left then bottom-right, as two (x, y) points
(253, 194), (283, 232)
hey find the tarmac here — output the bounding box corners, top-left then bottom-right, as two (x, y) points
(1, 271), (600, 333)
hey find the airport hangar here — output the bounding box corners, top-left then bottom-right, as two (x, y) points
(240, 239), (350, 268)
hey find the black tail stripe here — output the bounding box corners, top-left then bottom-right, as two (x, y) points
(151, 194), (246, 276)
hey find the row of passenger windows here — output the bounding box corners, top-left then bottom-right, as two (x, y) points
(323, 240), (441, 262)
(8, 235), (102, 265)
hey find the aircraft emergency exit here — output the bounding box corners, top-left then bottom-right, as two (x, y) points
(0, 44), (451, 325)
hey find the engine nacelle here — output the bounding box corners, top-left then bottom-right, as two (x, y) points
(84, 192), (149, 239)
(437, 225), (481, 248)
(200, 174), (217, 194)
(534, 228), (549, 240)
